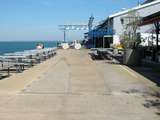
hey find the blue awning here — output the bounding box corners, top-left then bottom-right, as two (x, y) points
(88, 28), (113, 37)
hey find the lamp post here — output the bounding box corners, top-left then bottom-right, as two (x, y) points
(63, 30), (66, 42)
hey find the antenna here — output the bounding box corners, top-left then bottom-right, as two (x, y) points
(88, 15), (94, 32)
(138, 0), (141, 5)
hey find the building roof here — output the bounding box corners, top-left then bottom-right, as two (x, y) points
(109, 0), (160, 18)
(140, 11), (160, 26)
(142, 0), (156, 4)
(92, 0), (160, 33)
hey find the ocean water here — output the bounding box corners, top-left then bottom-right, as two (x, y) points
(0, 41), (58, 55)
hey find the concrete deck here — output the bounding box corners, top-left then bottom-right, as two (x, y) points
(0, 49), (159, 120)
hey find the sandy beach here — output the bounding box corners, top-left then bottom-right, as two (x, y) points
(0, 49), (159, 120)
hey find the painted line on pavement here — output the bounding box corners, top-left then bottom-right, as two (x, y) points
(119, 65), (138, 78)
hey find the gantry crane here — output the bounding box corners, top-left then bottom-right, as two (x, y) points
(59, 15), (94, 42)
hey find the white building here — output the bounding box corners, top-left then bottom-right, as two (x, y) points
(108, 0), (160, 45)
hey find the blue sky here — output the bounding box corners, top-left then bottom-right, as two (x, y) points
(0, 0), (145, 41)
